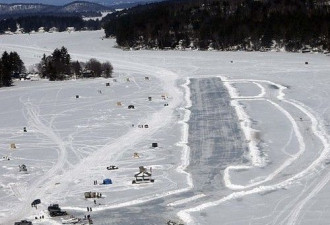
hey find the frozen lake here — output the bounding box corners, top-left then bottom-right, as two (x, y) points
(0, 30), (330, 225)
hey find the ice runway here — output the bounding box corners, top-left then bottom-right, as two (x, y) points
(187, 78), (246, 192)
(0, 30), (330, 224)
(179, 77), (330, 225)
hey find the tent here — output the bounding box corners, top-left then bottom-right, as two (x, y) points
(103, 179), (112, 185)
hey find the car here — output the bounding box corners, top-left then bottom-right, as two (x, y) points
(50, 211), (67, 217)
(31, 199), (41, 207)
(61, 217), (79, 224)
(14, 220), (32, 225)
(106, 165), (118, 170)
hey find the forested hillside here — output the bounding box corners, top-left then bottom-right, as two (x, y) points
(103, 0), (330, 51)
(0, 15), (100, 33)
(0, 1), (111, 18)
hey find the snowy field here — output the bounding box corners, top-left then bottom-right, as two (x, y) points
(0, 30), (330, 225)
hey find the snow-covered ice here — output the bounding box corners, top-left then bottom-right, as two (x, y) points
(0, 30), (330, 225)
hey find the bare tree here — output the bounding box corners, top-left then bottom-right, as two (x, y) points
(101, 61), (113, 78)
(86, 58), (102, 77)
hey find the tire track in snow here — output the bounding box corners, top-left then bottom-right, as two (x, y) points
(2, 100), (69, 224)
(61, 76), (195, 213)
(285, 171), (330, 224)
(12, 60), (193, 217)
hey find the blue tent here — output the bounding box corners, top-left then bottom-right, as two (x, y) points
(103, 179), (112, 185)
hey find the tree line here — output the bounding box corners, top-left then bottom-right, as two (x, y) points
(0, 47), (114, 88)
(0, 51), (25, 87)
(37, 46), (113, 81)
(103, 0), (330, 52)
(0, 15), (101, 34)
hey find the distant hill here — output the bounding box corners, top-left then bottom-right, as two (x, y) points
(59, 1), (110, 13)
(0, 0), (163, 8)
(0, 1), (111, 17)
(0, 3), (54, 15)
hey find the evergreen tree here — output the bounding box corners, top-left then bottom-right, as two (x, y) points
(0, 58), (3, 87)
(70, 61), (82, 76)
(9, 52), (25, 74)
(1, 52), (13, 87)
(38, 54), (48, 78)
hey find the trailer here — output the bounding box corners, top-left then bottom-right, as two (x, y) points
(61, 217), (79, 224)
(48, 204), (67, 217)
(84, 192), (102, 198)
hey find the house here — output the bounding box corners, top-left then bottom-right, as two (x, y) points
(38, 27), (45, 33)
(67, 27), (75, 32)
(4, 29), (13, 35)
(13, 23), (24, 34)
(49, 27), (59, 33)
(302, 46), (311, 53)
(82, 70), (94, 78)
(26, 73), (40, 81)
(132, 166), (154, 184)
(14, 24), (24, 34)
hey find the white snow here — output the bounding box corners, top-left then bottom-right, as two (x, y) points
(0, 30), (330, 225)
